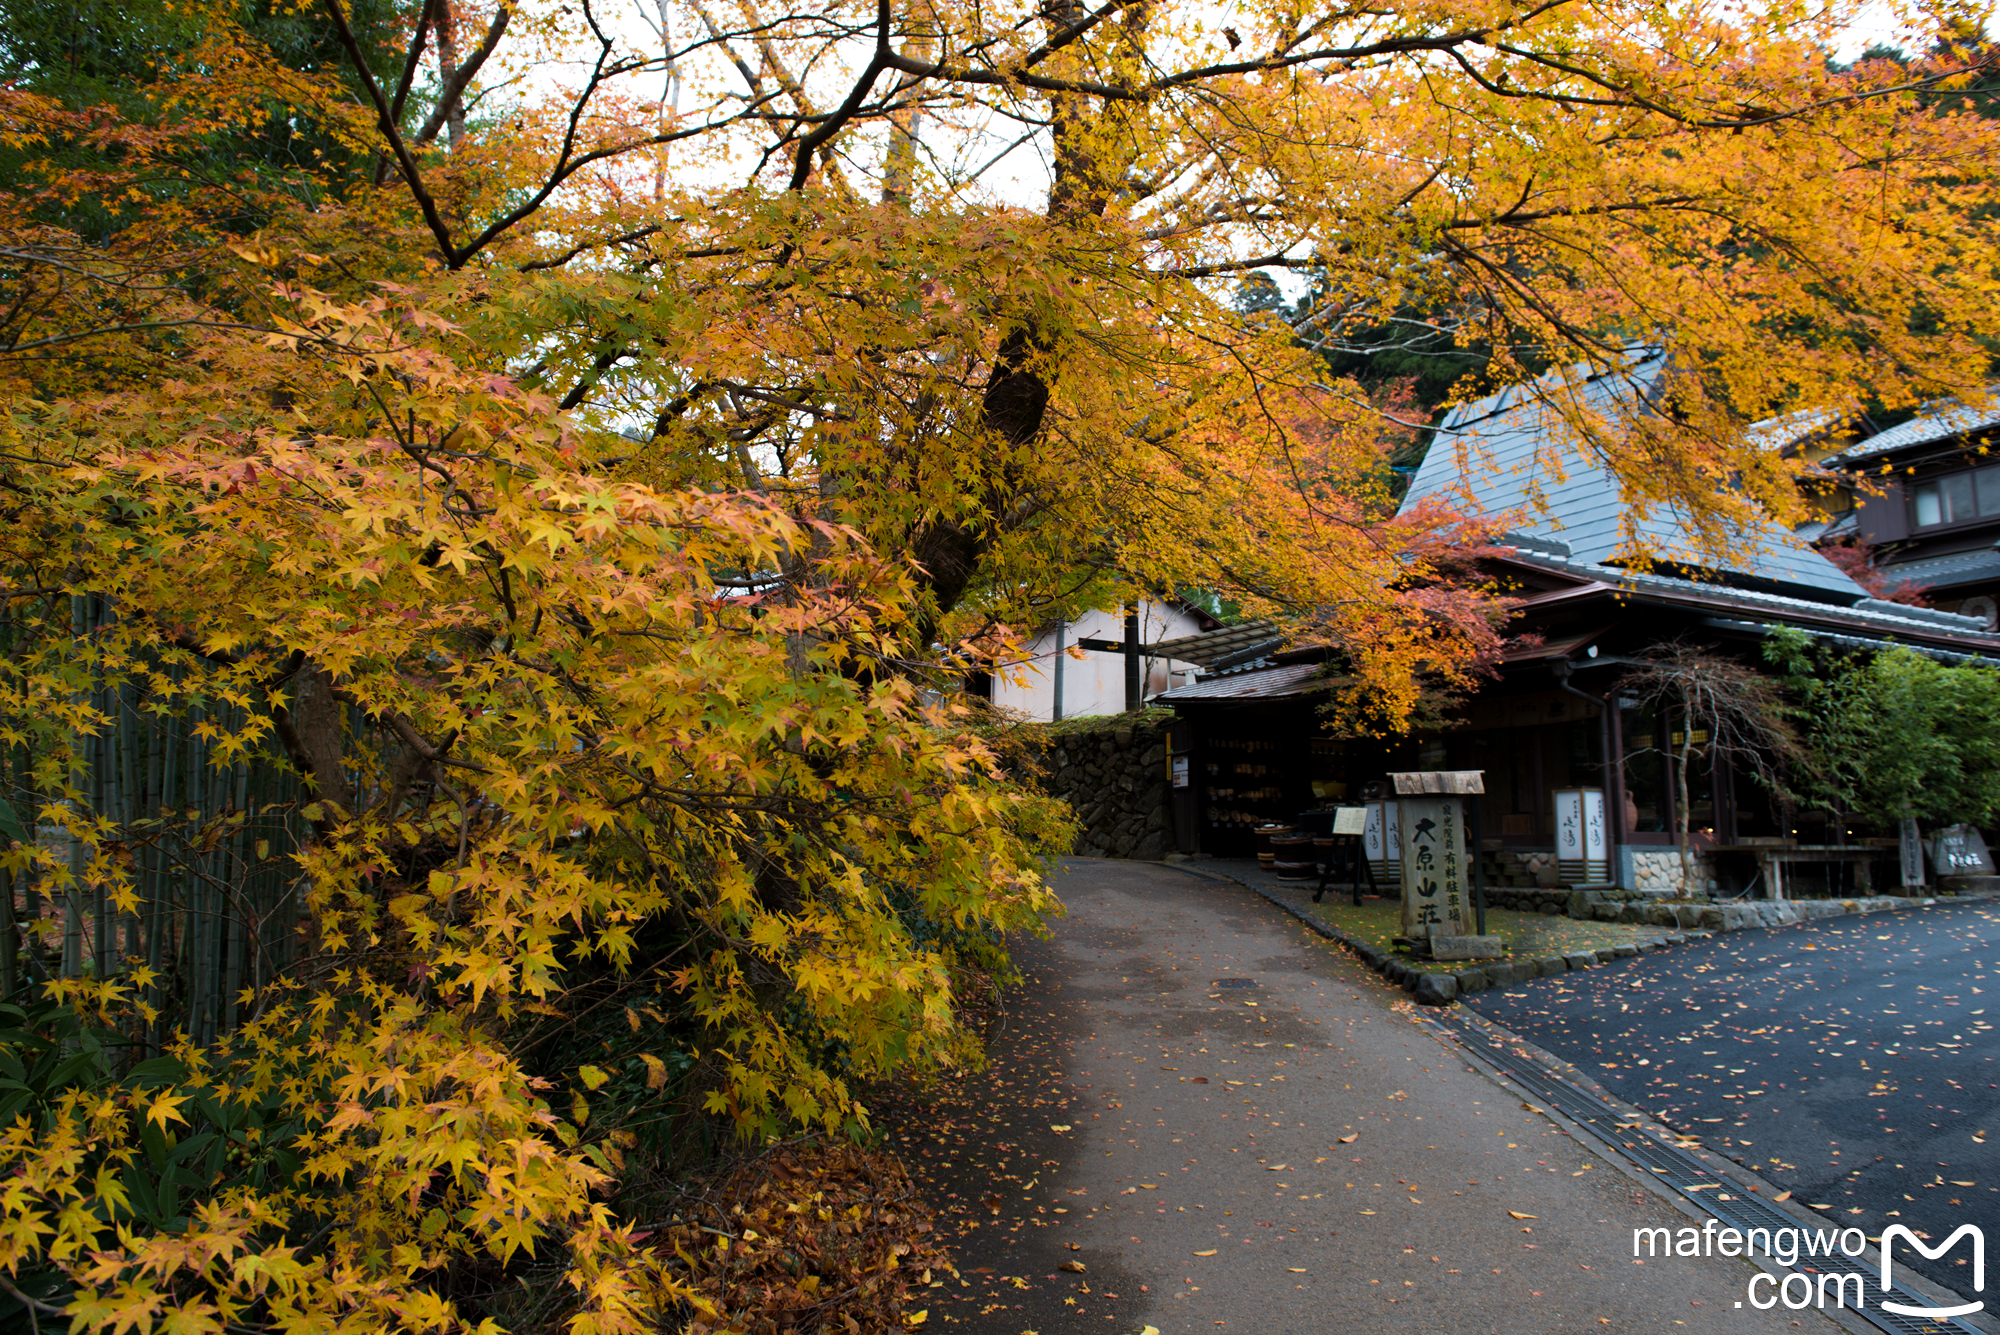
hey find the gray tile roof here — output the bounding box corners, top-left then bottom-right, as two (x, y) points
(1154, 661), (1330, 703)
(1404, 354), (1866, 601)
(1147, 620), (1282, 670)
(1876, 546), (2000, 589)
(1831, 384), (2000, 462)
(1502, 548), (1993, 642)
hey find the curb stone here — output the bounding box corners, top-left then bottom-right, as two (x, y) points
(1159, 860), (1989, 1009)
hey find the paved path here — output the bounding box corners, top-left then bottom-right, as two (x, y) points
(1466, 896), (2000, 1295)
(877, 860), (1843, 1334)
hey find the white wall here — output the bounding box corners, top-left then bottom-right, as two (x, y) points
(990, 599), (1208, 720)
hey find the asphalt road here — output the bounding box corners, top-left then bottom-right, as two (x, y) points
(874, 859), (1845, 1335)
(1465, 896), (2000, 1295)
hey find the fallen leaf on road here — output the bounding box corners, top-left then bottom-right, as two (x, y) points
(1120, 1188), (1136, 1195)
(1358, 1210), (1376, 1215)
(1140, 1184), (1158, 1189)
(1193, 1250), (1218, 1256)
(1810, 1204), (1832, 1210)
(1189, 1077), (1209, 1083)
(1952, 1180), (1975, 1186)
(1067, 1243), (1081, 1251)
(1050, 1125), (1071, 1132)
(1059, 1261), (1085, 1273)
(1226, 1081), (1245, 1086)
(1160, 1067), (1179, 1071)
(1337, 1134), (1358, 1143)
(1265, 1164), (1287, 1171)
(1508, 1212), (1538, 1220)
(1774, 1191), (1792, 1201)
(1287, 1268), (1307, 1273)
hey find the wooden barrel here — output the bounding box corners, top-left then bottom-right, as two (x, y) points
(1271, 834), (1315, 879)
(1255, 824), (1295, 858)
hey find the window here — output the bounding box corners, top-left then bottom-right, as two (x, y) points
(1913, 466), (2000, 528)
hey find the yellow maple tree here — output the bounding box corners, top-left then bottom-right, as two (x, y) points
(1, 0), (1998, 1327)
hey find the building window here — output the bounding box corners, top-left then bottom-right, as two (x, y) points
(1912, 466), (2000, 527)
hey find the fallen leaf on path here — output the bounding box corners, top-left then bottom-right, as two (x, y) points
(1193, 1250), (1218, 1256)
(1358, 1210), (1376, 1215)
(1287, 1268), (1307, 1273)
(1059, 1261), (1085, 1273)
(1337, 1134), (1358, 1143)
(1773, 1191), (1792, 1201)
(1265, 1164), (1287, 1171)
(1050, 1125), (1071, 1132)
(1508, 1211), (1538, 1220)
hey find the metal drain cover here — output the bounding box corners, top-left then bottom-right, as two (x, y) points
(1213, 978), (1258, 989)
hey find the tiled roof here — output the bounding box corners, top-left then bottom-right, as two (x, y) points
(1831, 384), (2000, 462)
(1876, 546), (2000, 590)
(1147, 619), (1282, 670)
(1500, 548), (1994, 644)
(1154, 662), (1330, 702)
(1405, 354), (1866, 601)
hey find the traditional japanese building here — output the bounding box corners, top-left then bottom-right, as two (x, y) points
(1820, 386), (2000, 630)
(1157, 356), (2000, 892)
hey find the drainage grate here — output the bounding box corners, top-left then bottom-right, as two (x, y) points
(1430, 1012), (1983, 1335)
(1213, 978), (1258, 989)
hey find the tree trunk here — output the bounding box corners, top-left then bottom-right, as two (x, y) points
(1674, 722), (1695, 894)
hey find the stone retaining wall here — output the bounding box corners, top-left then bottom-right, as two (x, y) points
(1631, 848), (1717, 895)
(1019, 715), (1172, 860)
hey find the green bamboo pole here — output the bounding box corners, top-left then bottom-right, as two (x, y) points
(120, 675), (140, 966)
(64, 592), (86, 981)
(223, 740), (248, 1034)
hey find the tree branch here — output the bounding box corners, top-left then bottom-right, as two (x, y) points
(321, 0), (460, 266)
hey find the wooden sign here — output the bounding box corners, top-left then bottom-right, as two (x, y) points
(1400, 795), (1471, 939)
(1901, 816), (1927, 889)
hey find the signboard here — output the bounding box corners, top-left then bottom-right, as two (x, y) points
(1332, 806), (1367, 836)
(1901, 816), (1927, 889)
(1170, 755), (1190, 790)
(1553, 788), (1609, 884)
(1399, 795), (1471, 940)
(1363, 801), (1401, 886)
(1932, 824), (1994, 876)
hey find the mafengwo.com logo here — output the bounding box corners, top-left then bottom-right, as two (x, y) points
(1633, 1220), (1984, 1316)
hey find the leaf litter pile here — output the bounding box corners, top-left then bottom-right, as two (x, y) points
(656, 1142), (954, 1334)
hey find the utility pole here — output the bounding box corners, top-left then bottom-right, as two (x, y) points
(1053, 619), (1065, 721)
(1123, 605), (1141, 711)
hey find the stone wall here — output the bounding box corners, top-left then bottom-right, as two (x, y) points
(1019, 714), (1173, 860)
(1630, 848), (1717, 896)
